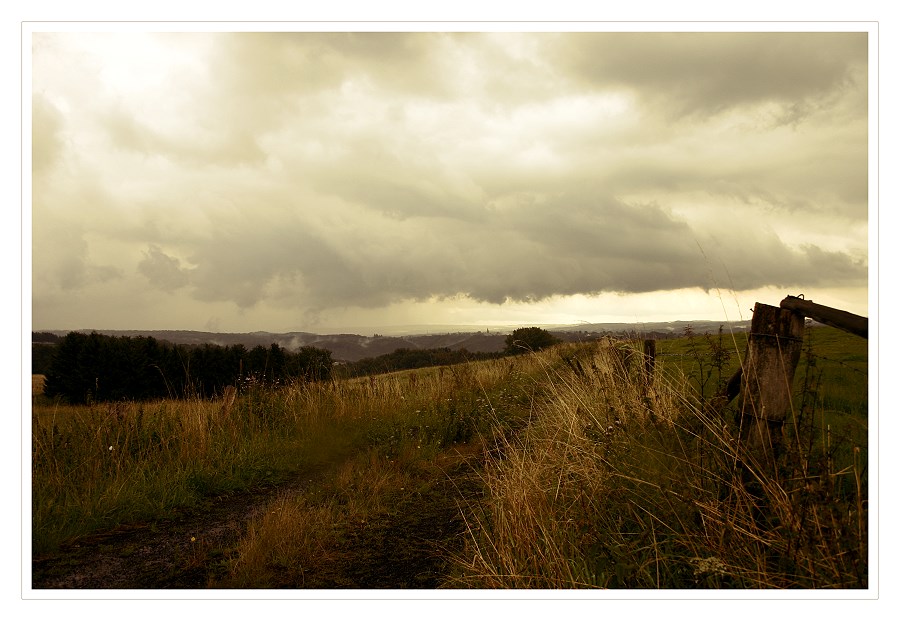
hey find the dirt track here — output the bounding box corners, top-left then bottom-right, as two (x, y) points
(31, 455), (482, 590)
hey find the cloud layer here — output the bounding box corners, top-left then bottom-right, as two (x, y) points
(31, 31), (869, 331)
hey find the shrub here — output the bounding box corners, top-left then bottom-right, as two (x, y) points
(504, 327), (561, 355)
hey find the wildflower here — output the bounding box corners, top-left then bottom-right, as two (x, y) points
(692, 556), (726, 577)
(108, 446), (114, 451)
(190, 536), (196, 542)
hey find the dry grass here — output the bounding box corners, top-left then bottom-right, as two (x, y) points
(31, 354), (543, 556)
(32, 335), (866, 589)
(211, 356), (550, 587)
(216, 449), (415, 588)
(453, 339), (868, 589)
(31, 386), (345, 553)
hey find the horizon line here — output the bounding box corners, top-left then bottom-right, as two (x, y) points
(32, 317), (753, 337)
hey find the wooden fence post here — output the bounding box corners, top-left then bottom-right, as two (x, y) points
(737, 303), (804, 469)
(780, 295), (868, 339)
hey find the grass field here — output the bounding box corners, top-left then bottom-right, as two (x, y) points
(31, 324), (869, 588)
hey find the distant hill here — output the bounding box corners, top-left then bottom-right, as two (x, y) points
(36, 320), (750, 363)
(554, 319), (751, 335)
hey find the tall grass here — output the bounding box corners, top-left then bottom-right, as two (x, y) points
(32, 354), (545, 556)
(33, 330), (866, 589)
(213, 355), (550, 587)
(454, 334), (867, 589)
(216, 447), (414, 588)
(32, 386), (333, 553)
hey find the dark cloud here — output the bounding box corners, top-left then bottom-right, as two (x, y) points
(30, 31), (870, 330)
(555, 32), (867, 120)
(157, 185), (866, 314)
(307, 141), (486, 222)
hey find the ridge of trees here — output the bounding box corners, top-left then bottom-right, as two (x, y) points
(42, 332), (333, 404)
(32, 331), (63, 344)
(36, 327), (570, 402)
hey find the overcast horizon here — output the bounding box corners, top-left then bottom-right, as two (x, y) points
(30, 29), (871, 335)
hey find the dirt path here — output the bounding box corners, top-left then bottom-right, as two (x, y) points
(31, 466), (324, 589)
(297, 459), (483, 589)
(31, 455), (483, 590)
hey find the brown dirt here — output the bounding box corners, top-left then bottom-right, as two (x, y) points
(31, 450), (484, 590)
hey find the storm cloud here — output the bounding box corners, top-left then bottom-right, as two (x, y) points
(30, 30), (869, 332)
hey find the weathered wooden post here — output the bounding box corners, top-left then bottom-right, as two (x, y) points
(737, 303), (805, 469)
(780, 295), (868, 339)
(641, 338), (658, 420)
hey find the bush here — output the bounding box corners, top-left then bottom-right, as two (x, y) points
(504, 327), (561, 355)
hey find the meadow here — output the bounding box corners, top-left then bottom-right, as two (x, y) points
(31, 325), (868, 588)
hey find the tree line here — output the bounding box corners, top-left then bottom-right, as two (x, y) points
(40, 331), (333, 404)
(35, 327), (563, 403)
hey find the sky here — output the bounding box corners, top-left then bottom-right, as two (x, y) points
(28, 27), (872, 335)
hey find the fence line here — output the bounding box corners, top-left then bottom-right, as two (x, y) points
(635, 295), (867, 473)
(721, 296), (864, 474)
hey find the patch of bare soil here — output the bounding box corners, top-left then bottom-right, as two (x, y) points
(31, 454), (484, 590)
(31, 466), (325, 589)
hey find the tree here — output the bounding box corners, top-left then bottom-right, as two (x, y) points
(32, 343), (57, 375)
(504, 327), (561, 355)
(44, 331), (91, 403)
(291, 346), (334, 382)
